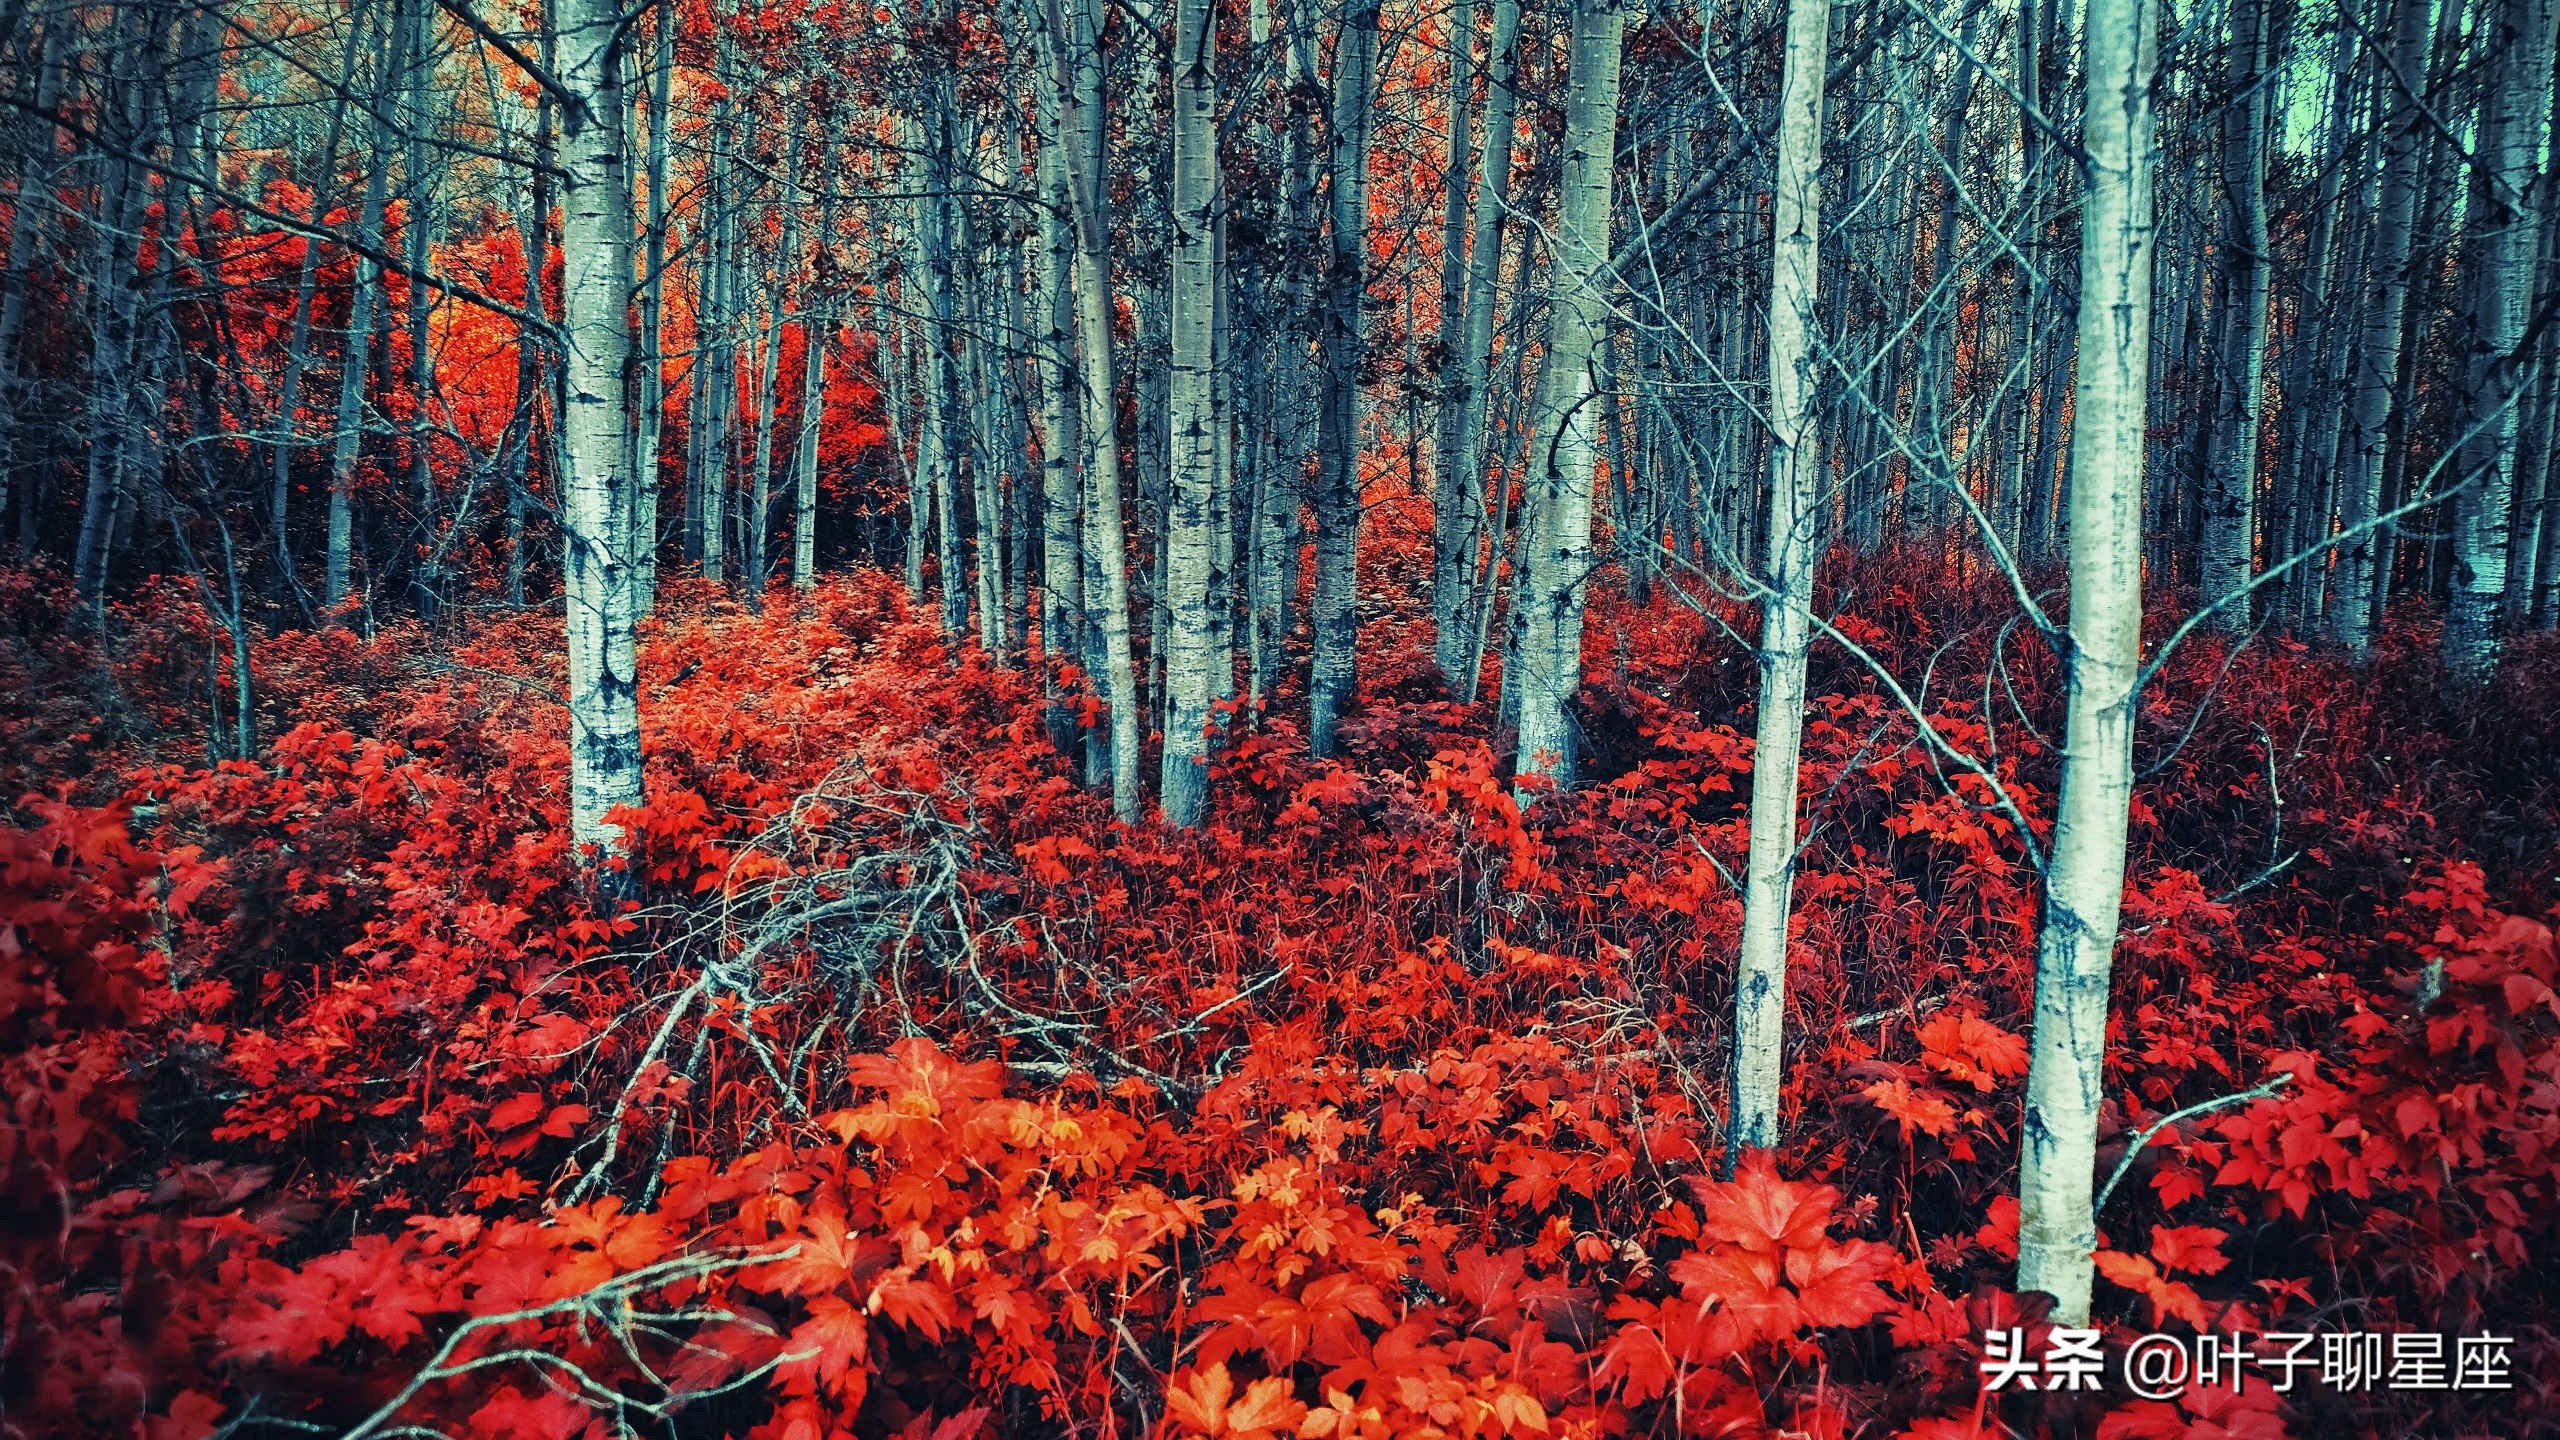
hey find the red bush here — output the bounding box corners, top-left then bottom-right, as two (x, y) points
(5, 561), (2556, 1438)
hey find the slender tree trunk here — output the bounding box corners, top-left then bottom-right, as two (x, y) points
(1919, 11), (1980, 531)
(263, 14), (360, 604)
(1049, 0), (1143, 817)
(2016, 0), (2158, 1327)
(1208, 208), (1236, 709)
(700, 41), (736, 584)
(635, 0), (673, 612)
(2334, 0), (2432, 657)
(955, 123), (1010, 658)
(0, 17), (65, 532)
(1428, 0), (1478, 688)
(791, 169), (835, 594)
(1509, 0), (1627, 790)
(2278, 39), (2359, 629)
(1729, 0), (1828, 1154)
(1442, 0), (1522, 701)
(2376, 0), (2474, 628)
(1308, 0), (1381, 757)
(1033, 64), (1086, 749)
(1161, 0), (1219, 824)
(886, 323), (926, 598)
(2540, 391), (2560, 621)
(556, 0), (643, 862)
(2199, 0), (2269, 626)
(323, 11), (407, 614)
(2446, 0), (2559, 685)
(508, 69), (554, 607)
(401, 0), (442, 616)
(2505, 92), (2560, 624)
(747, 109), (808, 603)
(74, 27), (161, 607)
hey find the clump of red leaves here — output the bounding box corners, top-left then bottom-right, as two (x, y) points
(4, 559), (2558, 1439)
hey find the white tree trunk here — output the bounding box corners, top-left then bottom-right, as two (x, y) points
(634, 0), (673, 613)
(791, 301), (831, 591)
(1507, 0), (1625, 790)
(507, 74), (552, 608)
(2446, 0), (2559, 685)
(1729, 0), (1829, 1153)
(906, 102), (967, 638)
(2333, 0), (2432, 657)
(1428, 0), (1478, 689)
(747, 111), (808, 601)
(1308, 0), (1381, 757)
(1442, 0), (1522, 702)
(2199, 0), (2268, 626)
(790, 128), (836, 596)
(1917, 8), (1979, 526)
(2016, 0), (2158, 1326)
(555, 0), (644, 862)
(1033, 64), (1086, 752)
(325, 14), (404, 613)
(1048, 0), (1143, 818)
(699, 84), (733, 585)
(952, 126), (1009, 658)
(1161, 0), (1220, 825)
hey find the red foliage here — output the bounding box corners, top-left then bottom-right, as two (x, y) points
(5, 559), (2559, 1438)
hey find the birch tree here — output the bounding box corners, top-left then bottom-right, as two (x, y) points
(1161, 0), (1220, 825)
(1728, 0), (1828, 1153)
(325, 12), (406, 613)
(1508, 0), (1626, 790)
(635, 0), (675, 613)
(2445, 0), (2559, 686)
(555, 0), (645, 863)
(1046, 0), (1143, 818)
(1438, 0), (1523, 701)
(1428, 0), (1477, 690)
(1032, 54), (1087, 756)
(2199, 0), (2268, 625)
(746, 108), (809, 602)
(0, 19), (63, 524)
(1308, 0), (1381, 758)
(791, 281), (833, 591)
(2333, 0), (2432, 658)
(2016, 0), (2159, 1325)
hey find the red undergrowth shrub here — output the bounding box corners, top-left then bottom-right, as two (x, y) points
(3, 561), (2556, 1438)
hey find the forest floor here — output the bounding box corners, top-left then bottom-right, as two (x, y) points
(5, 551), (2559, 1439)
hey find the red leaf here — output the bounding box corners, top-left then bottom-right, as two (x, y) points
(2147, 1224), (2229, 1278)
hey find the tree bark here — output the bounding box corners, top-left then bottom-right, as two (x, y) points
(322, 10), (409, 614)
(634, 0), (674, 613)
(1161, 0), (1220, 825)
(791, 193), (834, 593)
(2446, 0), (2559, 685)
(1508, 0), (1627, 790)
(0, 16), (64, 532)
(1442, 0), (1522, 702)
(1730, 0), (1827, 1154)
(2333, 0), (2432, 657)
(1428, 0), (1478, 690)
(2016, 0), (2158, 1327)
(747, 108), (809, 602)
(1308, 0), (1381, 757)
(2199, 0), (2269, 627)
(1048, 0), (1143, 818)
(1033, 59), (1086, 751)
(556, 0), (644, 863)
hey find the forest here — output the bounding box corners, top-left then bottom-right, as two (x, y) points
(3, 0), (2560, 1429)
